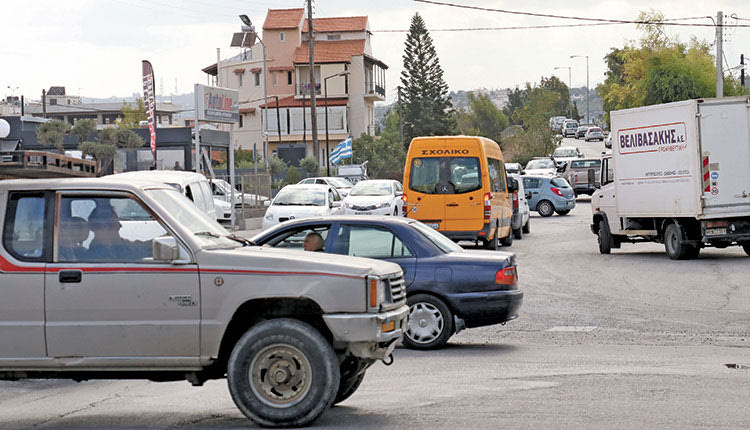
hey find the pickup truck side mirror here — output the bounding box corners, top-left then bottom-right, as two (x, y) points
(153, 236), (178, 261)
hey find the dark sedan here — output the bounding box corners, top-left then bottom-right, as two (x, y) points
(251, 216), (523, 350)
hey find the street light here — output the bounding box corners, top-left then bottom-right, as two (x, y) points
(553, 66), (572, 118)
(324, 70), (350, 176)
(239, 14), (269, 166)
(570, 55), (589, 123)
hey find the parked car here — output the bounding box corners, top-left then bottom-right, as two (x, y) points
(342, 179), (404, 216)
(509, 173), (531, 237)
(604, 134), (612, 148)
(551, 146), (584, 167)
(522, 175), (576, 216)
(562, 120), (579, 138)
(576, 124), (594, 139)
(250, 216), (523, 350)
(504, 162), (523, 175)
(0, 177), (408, 427)
(262, 184), (343, 230)
(211, 178), (269, 206)
(299, 176), (354, 197)
(108, 170), (217, 220)
(585, 126), (605, 141)
(524, 158), (557, 176)
(560, 158), (601, 196)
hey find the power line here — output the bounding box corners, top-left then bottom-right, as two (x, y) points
(412, 0), (748, 28)
(375, 22), (626, 32)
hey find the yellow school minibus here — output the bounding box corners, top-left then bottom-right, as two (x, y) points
(403, 136), (516, 249)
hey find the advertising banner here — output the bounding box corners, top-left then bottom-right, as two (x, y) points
(142, 60), (157, 167)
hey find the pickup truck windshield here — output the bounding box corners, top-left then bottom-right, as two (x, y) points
(147, 188), (238, 248)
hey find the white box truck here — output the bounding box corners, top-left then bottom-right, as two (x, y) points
(591, 97), (750, 259)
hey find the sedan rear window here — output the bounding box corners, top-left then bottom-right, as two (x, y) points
(570, 159), (601, 169)
(409, 157), (481, 195)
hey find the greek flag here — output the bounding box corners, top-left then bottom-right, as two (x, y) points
(329, 135), (353, 166)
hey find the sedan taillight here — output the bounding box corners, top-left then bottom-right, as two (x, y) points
(495, 267), (518, 286)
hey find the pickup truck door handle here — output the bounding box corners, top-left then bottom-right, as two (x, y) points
(59, 270), (82, 283)
(446, 203), (459, 207)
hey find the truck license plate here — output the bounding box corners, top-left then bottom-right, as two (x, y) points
(426, 223), (439, 229)
(705, 227), (727, 236)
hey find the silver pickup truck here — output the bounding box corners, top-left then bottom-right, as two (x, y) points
(0, 177), (408, 427)
(560, 158), (601, 196)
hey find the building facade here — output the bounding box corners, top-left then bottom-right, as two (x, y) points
(203, 8), (387, 167)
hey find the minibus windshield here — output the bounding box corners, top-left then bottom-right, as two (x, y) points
(409, 157), (481, 194)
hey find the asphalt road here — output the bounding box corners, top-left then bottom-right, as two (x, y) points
(2, 137), (750, 429)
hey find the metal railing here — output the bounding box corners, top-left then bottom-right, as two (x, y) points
(297, 83), (321, 96)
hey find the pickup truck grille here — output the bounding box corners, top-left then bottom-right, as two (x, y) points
(388, 274), (406, 302)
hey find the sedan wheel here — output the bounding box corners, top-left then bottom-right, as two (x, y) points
(537, 200), (554, 217)
(403, 294), (454, 350)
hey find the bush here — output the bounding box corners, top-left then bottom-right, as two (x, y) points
(299, 156), (319, 177)
(284, 165), (301, 184)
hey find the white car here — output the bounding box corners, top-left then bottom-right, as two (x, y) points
(342, 179), (404, 216)
(211, 178), (269, 206)
(524, 159), (557, 176)
(262, 184), (344, 230)
(552, 146), (584, 167)
(509, 173), (530, 238)
(504, 162), (523, 175)
(214, 198), (234, 222)
(298, 176), (354, 197)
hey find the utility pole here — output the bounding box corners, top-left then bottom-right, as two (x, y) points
(307, 0), (320, 162)
(742, 54), (746, 88)
(716, 11), (724, 98)
(42, 89), (47, 118)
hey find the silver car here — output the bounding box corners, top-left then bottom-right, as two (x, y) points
(585, 127), (605, 142)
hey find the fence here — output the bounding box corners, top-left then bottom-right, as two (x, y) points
(211, 171), (272, 225)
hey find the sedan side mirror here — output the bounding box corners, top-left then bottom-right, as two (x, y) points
(153, 236), (178, 261)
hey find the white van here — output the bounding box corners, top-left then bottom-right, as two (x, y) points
(108, 170), (217, 220)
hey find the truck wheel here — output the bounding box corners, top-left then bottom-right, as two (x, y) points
(333, 370), (366, 405)
(664, 223), (696, 260)
(555, 210), (570, 216)
(537, 200), (554, 217)
(227, 318), (340, 428)
(598, 220), (612, 254)
(513, 226), (522, 239)
(501, 227), (514, 246)
(404, 294), (454, 350)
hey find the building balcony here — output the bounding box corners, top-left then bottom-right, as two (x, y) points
(364, 81), (386, 101)
(297, 83), (321, 97)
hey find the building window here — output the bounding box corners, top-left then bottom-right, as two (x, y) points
(327, 34), (341, 41)
(280, 32), (285, 42)
(287, 71), (293, 85)
(238, 73), (243, 87)
(272, 71), (278, 86)
(254, 72), (261, 86)
(239, 115), (244, 128)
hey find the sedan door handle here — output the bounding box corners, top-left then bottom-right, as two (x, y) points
(59, 270), (82, 283)
(446, 203), (459, 207)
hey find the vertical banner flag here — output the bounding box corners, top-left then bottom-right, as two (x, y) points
(142, 60), (157, 168)
(329, 135), (353, 165)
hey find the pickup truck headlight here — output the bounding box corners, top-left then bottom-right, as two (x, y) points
(264, 210), (273, 220)
(367, 276), (386, 310)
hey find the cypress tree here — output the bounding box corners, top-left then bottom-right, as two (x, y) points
(400, 13), (456, 147)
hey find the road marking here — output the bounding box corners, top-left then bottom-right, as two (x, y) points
(547, 326), (598, 332)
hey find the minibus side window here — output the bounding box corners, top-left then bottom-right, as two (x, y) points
(487, 158), (506, 192)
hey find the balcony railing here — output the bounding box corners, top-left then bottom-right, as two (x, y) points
(365, 82), (386, 98)
(297, 83), (321, 96)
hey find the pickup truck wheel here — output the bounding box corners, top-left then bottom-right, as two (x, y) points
(227, 318), (340, 428)
(664, 223), (695, 260)
(742, 243), (750, 256)
(598, 220), (612, 254)
(522, 219), (530, 234)
(404, 294), (454, 350)
(333, 370), (366, 405)
(537, 200), (554, 217)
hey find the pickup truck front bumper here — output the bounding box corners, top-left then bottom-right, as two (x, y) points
(323, 305), (409, 361)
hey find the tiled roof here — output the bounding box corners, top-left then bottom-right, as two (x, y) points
(293, 40), (366, 64)
(263, 8), (304, 30)
(239, 107), (256, 114)
(268, 66), (293, 72)
(302, 16), (368, 32)
(260, 96), (348, 109)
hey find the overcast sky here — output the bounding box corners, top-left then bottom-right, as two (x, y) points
(3, 0), (748, 104)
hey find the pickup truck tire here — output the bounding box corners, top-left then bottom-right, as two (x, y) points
(664, 223), (697, 260)
(537, 200), (554, 217)
(404, 294), (454, 350)
(598, 220), (612, 254)
(522, 219), (530, 234)
(227, 318), (340, 428)
(333, 370), (366, 405)
(742, 242), (750, 256)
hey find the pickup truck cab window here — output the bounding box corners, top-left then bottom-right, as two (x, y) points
(3, 192), (52, 262)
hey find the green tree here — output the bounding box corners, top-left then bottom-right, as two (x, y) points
(119, 98), (147, 129)
(352, 109), (407, 180)
(502, 83), (561, 165)
(36, 120), (71, 152)
(115, 128), (145, 149)
(400, 13), (456, 146)
(268, 155), (287, 178)
(456, 92), (509, 143)
(299, 156), (319, 177)
(540, 76), (571, 117)
(70, 119), (97, 145)
(284, 165), (301, 185)
(503, 87), (526, 125)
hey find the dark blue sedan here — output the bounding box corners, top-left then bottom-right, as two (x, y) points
(250, 216), (524, 349)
